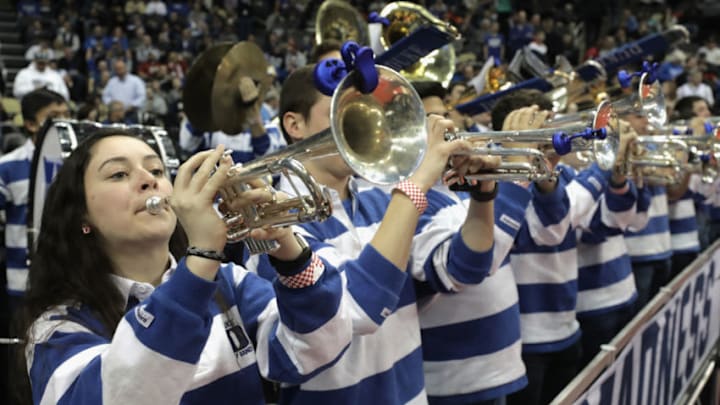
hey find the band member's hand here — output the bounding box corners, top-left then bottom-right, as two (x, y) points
(689, 117), (709, 137)
(612, 119), (638, 184)
(501, 105), (551, 131)
(172, 145), (232, 252)
(410, 115), (472, 192)
(444, 155), (500, 192)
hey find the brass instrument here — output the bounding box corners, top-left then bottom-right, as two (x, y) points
(670, 135), (720, 183)
(379, 1), (460, 87)
(315, 0), (369, 46)
(183, 42), (274, 134)
(623, 135), (690, 185)
(443, 102), (619, 181)
(217, 65), (427, 250)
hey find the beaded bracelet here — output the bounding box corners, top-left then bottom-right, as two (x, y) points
(187, 246), (227, 262)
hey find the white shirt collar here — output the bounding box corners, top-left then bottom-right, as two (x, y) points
(110, 255), (177, 308)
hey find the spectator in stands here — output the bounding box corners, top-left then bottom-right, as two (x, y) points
(527, 31), (548, 63)
(13, 50), (70, 101)
(146, 0), (169, 17)
(284, 37), (306, 75)
(135, 34), (162, 65)
(142, 85), (169, 125)
(125, 0), (146, 15)
(104, 100), (130, 124)
(24, 38), (55, 62)
(55, 20), (80, 53)
(508, 10), (534, 56)
(484, 21), (505, 64)
(698, 37), (720, 71)
(677, 69), (715, 107)
(102, 59), (146, 116)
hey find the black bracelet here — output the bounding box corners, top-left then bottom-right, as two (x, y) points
(268, 235), (313, 277)
(470, 183), (499, 202)
(187, 246), (227, 262)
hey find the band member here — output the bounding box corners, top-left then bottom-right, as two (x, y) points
(412, 81), (531, 405)
(620, 110), (673, 310)
(178, 77), (286, 164)
(0, 89), (69, 301)
(245, 65), (497, 404)
(497, 91), (639, 405)
(18, 132), (352, 404)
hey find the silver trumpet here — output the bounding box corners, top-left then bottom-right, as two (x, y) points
(443, 101), (619, 181)
(622, 135), (691, 186)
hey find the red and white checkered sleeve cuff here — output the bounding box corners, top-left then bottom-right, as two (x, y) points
(394, 180), (428, 214)
(277, 253), (325, 289)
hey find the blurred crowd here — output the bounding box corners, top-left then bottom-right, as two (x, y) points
(0, 0), (718, 137)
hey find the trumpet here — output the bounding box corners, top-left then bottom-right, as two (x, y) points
(621, 135), (690, 186)
(670, 135), (720, 183)
(216, 65), (427, 252)
(443, 102), (618, 181)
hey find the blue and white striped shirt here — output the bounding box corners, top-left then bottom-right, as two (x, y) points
(26, 257), (351, 405)
(0, 138), (34, 295)
(419, 183), (531, 404)
(178, 118), (287, 164)
(624, 185), (672, 262)
(667, 174), (711, 254)
(511, 164), (638, 353)
(248, 176), (494, 404)
(576, 183), (650, 316)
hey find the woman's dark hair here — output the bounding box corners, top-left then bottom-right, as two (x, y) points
(15, 128), (186, 403)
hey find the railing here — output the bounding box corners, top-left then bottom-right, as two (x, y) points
(551, 240), (720, 405)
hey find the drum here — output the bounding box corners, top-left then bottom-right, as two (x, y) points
(27, 119), (181, 252)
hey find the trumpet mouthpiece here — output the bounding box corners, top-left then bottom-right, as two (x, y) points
(146, 196), (169, 215)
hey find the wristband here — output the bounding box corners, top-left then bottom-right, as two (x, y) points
(187, 246), (227, 262)
(470, 182), (499, 202)
(393, 180), (428, 214)
(268, 234), (313, 276)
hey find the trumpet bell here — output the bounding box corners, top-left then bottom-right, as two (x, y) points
(331, 65), (427, 184)
(591, 101), (620, 170)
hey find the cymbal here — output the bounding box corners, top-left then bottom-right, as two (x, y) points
(183, 43), (233, 132)
(211, 41), (270, 134)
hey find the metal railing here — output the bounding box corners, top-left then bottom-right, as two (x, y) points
(551, 240), (720, 405)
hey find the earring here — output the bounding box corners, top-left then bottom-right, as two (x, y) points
(81, 224), (91, 234)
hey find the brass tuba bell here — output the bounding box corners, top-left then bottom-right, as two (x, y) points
(315, 0), (370, 46)
(379, 1), (459, 87)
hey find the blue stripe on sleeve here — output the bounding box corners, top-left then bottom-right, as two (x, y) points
(250, 133), (271, 156)
(345, 245), (408, 324)
(125, 259), (217, 363)
(517, 280), (578, 313)
(606, 181), (638, 212)
(446, 233), (493, 285)
(0, 160), (31, 184)
(271, 258), (344, 333)
(573, 164), (606, 200)
(56, 356), (103, 405)
(529, 179), (570, 227)
(421, 303), (521, 360)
